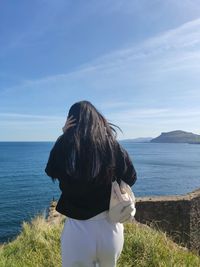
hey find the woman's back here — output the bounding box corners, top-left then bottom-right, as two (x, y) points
(45, 134), (137, 219)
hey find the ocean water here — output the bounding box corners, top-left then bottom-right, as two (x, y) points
(0, 141), (200, 243)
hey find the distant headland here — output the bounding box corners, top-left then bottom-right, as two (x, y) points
(151, 130), (200, 144)
(121, 130), (200, 144)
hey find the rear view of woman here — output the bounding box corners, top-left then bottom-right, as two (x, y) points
(45, 100), (137, 267)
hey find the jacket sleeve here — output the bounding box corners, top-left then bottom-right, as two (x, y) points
(45, 135), (65, 181)
(116, 143), (137, 187)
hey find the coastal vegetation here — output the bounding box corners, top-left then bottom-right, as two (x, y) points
(0, 215), (200, 267)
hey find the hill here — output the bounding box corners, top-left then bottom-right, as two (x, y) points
(151, 130), (200, 143)
(120, 137), (152, 143)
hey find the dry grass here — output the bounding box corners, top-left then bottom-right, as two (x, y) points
(0, 215), (199, 267)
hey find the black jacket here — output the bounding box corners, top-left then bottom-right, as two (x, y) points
(45, 135), (137, 219)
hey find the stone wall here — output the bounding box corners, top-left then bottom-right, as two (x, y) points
(46, 188), (200, 252)
(189, 189), (200, 252)
(135, 188), (200, 252)
(46, 201), (66, 224)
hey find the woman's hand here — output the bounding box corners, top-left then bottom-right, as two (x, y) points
(62, 115), (76, 133)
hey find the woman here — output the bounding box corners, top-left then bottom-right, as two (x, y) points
(45, 100), (137, 267)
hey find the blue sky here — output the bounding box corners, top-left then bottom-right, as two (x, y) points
(1, 0), (200, 141)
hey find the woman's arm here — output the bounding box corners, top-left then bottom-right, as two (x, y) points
(116, 143), (137, 187)
(45, 135), (64, 181)
(45, 115), (76, 181)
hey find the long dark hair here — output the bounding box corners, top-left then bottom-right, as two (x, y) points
(62, 100), (122, 183)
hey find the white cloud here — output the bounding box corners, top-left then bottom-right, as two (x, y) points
(0, 112), (63, 120)
(1, 107), (200, 140)
(1, 16), (199, 92)
(3, 16), (200, 94)
(106, 107), (200, 122)
(1, 16), (200, 140)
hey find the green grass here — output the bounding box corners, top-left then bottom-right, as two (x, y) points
(0, 215), (199, 267)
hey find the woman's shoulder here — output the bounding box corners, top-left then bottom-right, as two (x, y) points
(55, 134), (64, 143)
(114, 141), (129, 158)
(48, 134), (65, 159)
(53, 134), (65, 149)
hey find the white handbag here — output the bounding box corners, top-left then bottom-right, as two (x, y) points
(107, 180), (136, 223)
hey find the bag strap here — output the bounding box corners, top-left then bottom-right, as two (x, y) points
(112, 175), (121, 184)
(112, 176), (116, 182)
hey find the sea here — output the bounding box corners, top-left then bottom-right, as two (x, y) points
(0, 141), (200, 243)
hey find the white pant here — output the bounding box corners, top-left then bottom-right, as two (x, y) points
(61, 211), (124, 267)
